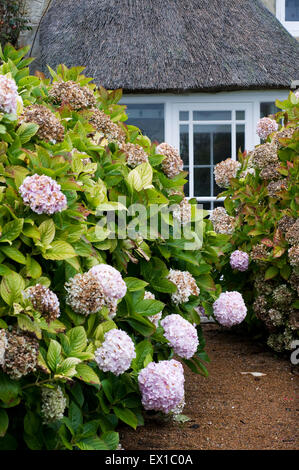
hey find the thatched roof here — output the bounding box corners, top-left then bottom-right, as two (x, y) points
(38, 0), (299, 93)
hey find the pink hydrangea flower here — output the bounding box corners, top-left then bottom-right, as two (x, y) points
(95, 329), (136, 376)
(229, 250), (249, 271)
(161, 314), (198, 359)
(213, 291), (247, 327)
(138, 359), (185, 414)
(88, 264), (127, 300)
(19, 174), (67, 215)
(0, 75), (18, 114)
(256, 117), (278, 140)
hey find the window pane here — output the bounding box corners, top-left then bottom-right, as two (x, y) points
(193, 110), (231, 121)
(285, 0), (299, 21)
(194, 167), (211, 197)
(194, 124), (231, 165)
(260, 102), (279, 118)
(194, 125), (210, 165)
(236, 124), (245, 156)
(180, 124), (189, 196)
(179, 111), (189, 121)
(124, 103), (164, 142)
(213, 125), (232, 164)
(236, 111), (245, 120)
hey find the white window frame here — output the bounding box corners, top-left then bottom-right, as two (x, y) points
(172, 102), (250, 202)
(121, 90), (288, 206)
(276, 0), (299, 37)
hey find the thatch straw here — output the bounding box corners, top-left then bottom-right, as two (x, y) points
(38, 0), (299, 92)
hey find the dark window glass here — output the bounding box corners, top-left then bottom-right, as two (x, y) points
(193, 110), (232, 121)
(194, 167), (210, 197)
(236, 111), (245, 120)
(236, 124), (245, 156)
(179, 111), (189, 121)
(285, 0), (299, 21)
(260, 102), (279, 118)
(124, 103), (164, 143)
(194, 125), (231, 166)
(180, 124), (189, 196)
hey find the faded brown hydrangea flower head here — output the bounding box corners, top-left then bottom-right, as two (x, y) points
(20, 105), (65, 143)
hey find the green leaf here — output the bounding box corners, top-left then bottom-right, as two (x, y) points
(17, 314), (42, 339)
(0, 410), (9, 437)
(75, 364), (100, 385)
(101, 431), (119, 450)
(124, 277), (148, 292)
(0, 272), (25, 305)
(26, 256), (42, 279)
(0, 372), (21, 405)
(131, 340), (153, 372)
(67, 326), (87, 354)
(47, 340), (62, 372)
(69, 401), (83, 433)
(0, 219), (24, 244)
(127, 162), (153, 191)
(0, 246), (26, 264)
(265, 266), (279, 280)
(39, 219), (55, 247)
(76, 436), (109, 450)
(56, 357), (81, 377)
(196, 275), (215, 292)
(112, 406), (138, 429)
(134, 299), (164, 316)
(16, 122), (39, 144)
(43, 241), (77, 260)
(101, 379), (114, 403)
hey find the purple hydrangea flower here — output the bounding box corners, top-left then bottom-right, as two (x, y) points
(161, 314), (198, 359)
(229, 250), (249, 271)
(256, 117), (278, 140)
(0, 75), (18, 114)
(19, 174), (67, 215)
(138, 359), (185, 414)
(95, 329), (136, 376)
(213, 291), (247, 327)
(88, 264), (127, 300)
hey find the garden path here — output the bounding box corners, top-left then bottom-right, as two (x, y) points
(120, 324), (298, 450)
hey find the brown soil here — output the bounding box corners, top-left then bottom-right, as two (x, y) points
(120, 324), (298, 450)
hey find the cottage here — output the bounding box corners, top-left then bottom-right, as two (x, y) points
(23, 0), (299, 209)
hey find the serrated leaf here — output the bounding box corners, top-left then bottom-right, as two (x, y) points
(75, 363), (100, 385)
(265, 266), (279, 280)
(17, 314), (42, 339)
(112, 406), (138, 429)
(124, 277), (148, 292)
(16, 122), (39, 144)
(0, 219), (24, 244)
(39, 219), (55, 247)
(127, 162), (153, 192)
(47, 340), (62, 372)
(0, 371), (21, 405)
(0, 246), (26, 264)
(76, 436), (109, 450)
(56, 357), (81, 377)
(43, 241), (76, 260)
(0, 272), (25, 305)
(66, 326), (87, 354)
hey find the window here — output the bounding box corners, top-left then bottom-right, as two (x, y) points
(178, 107), (246, 209)
(277, 0), (299, 36)
(124, 103), (164, 142)
(285, 0), (299, 21)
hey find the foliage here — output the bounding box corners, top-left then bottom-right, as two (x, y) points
(0, 1), (31, 47)
(214, 92), (299, 351)
(0, 44), (225, 450)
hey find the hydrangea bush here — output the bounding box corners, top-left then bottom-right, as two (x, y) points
(211, 92), (299, 352)
(0, 44), (226, 450)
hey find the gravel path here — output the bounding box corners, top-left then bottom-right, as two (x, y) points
(120, 324), (298, 450)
